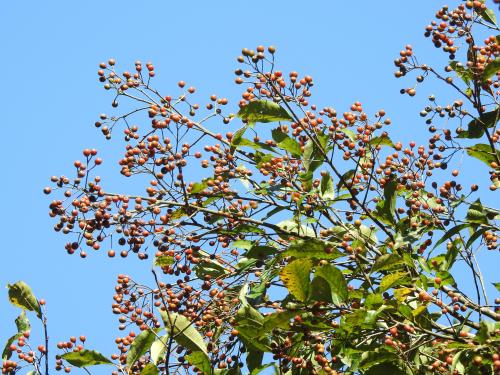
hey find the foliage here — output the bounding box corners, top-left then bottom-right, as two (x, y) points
(3, 1), (500, 374)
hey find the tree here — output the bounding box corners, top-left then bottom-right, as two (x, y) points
(3, 1), (500, 374)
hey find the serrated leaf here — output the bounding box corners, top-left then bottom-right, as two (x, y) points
(127, 329), (158, 367)
(466, 143), (500, 167)
(320, 171), (335, 200)
(159, 311), (208, 355)
(364, 362), (406, 375)
(150, 335), (169, 365)
(140, 363), (159, 375)
(283, 238), (342, 260)
(237, 100), (293, 123)
(271, 129), (301, 156)
(279, 259), (312, 302)
(61, 350), (112, 367)
(7, 281), (41, 319)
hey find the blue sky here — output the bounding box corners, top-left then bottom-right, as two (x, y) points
(1, 1), (498, 373)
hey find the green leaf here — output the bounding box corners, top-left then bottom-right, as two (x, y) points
(320, 171), (335, 200)
(312, 265), (348, 305)
(458, 108), (500, 139)
(185, 351), (211, 375)
(482, 57), (500, 81)
(433, 224), (469, 250)
(250, 363), (273, 375)
(150, 335), (169, 365)
(368, 134), (395, 148)
(61, 350), (112, 367)
(371, 254), (404, 273)
(159, 311), (208, 355)
(232, 240), (253, 250)
(246, 245), (278, 259)
(237, 100), (293, 123)
(127, 329), (158, 368)
(379, 271), (410, 292)
(279, 259), (312, 302)
(2, 311), (30, 360)
(466, 199), (489, 224)
(450, 61), (473, 85)
(246, 349), (264, 372)
(7, 281), (41, 319)
(364, 362), (406, 375)
(466, 143), (500, 167)
(479, 7), (497, 26)
(271, 129), (301, 156)
(189, 180), (208, 194)
(154, 254), (174, 267)
(476, 320), (495, 344)
(375, 179), (397, 224)
(140, 363), (159, 375)
(494, 282), (500, 292)
(276, 219), (316, 238)
(283, 238), (342, 260)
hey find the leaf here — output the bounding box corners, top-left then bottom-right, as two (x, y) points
(279, 259), (312, 302)
(150, 335), (169, 365)
(476, 320), (495, 344)
(250, 363), (273, 375)
(458, 108), (500, 139)
(479, 7), (497, 26)
(154, 254), (174, 267)
(371, 254), (404, 273)
(61, 350), (112, 367)
(375, 179), (397, 224)
(276, 219), (315, 238)
(189, 180), (208, 194)
(313, 264), (348, 305)
(7, 281), (41, 319)
(232, 240), (253, 250)
(246, 245), (278, 259)
(432, 223), (469, 250)
(246, 349), (264, 372)
(450, 61), (473, 85)
(140, 363), (159, 375)
(466, 143), (500, 167)
(2, 311), (30, 360)
(185, 351), (211, 374)
(379, 271), (410, 292)
(364, 362), (406, 375)
(159, 311), (208, 355)
(482, 57), (500, 81)
(126, 329), (158, 367)
(271, 129), (301, 156)
(237, 100), (293, 123)
(368, 134), (395, 148)
(494, 282), (500, 292)
(283, 238), (342, 260)
(320, 172), (335, 200)
(466, 199), (488, 224)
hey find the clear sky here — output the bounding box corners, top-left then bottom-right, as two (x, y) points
(1, 1), (497, 374)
